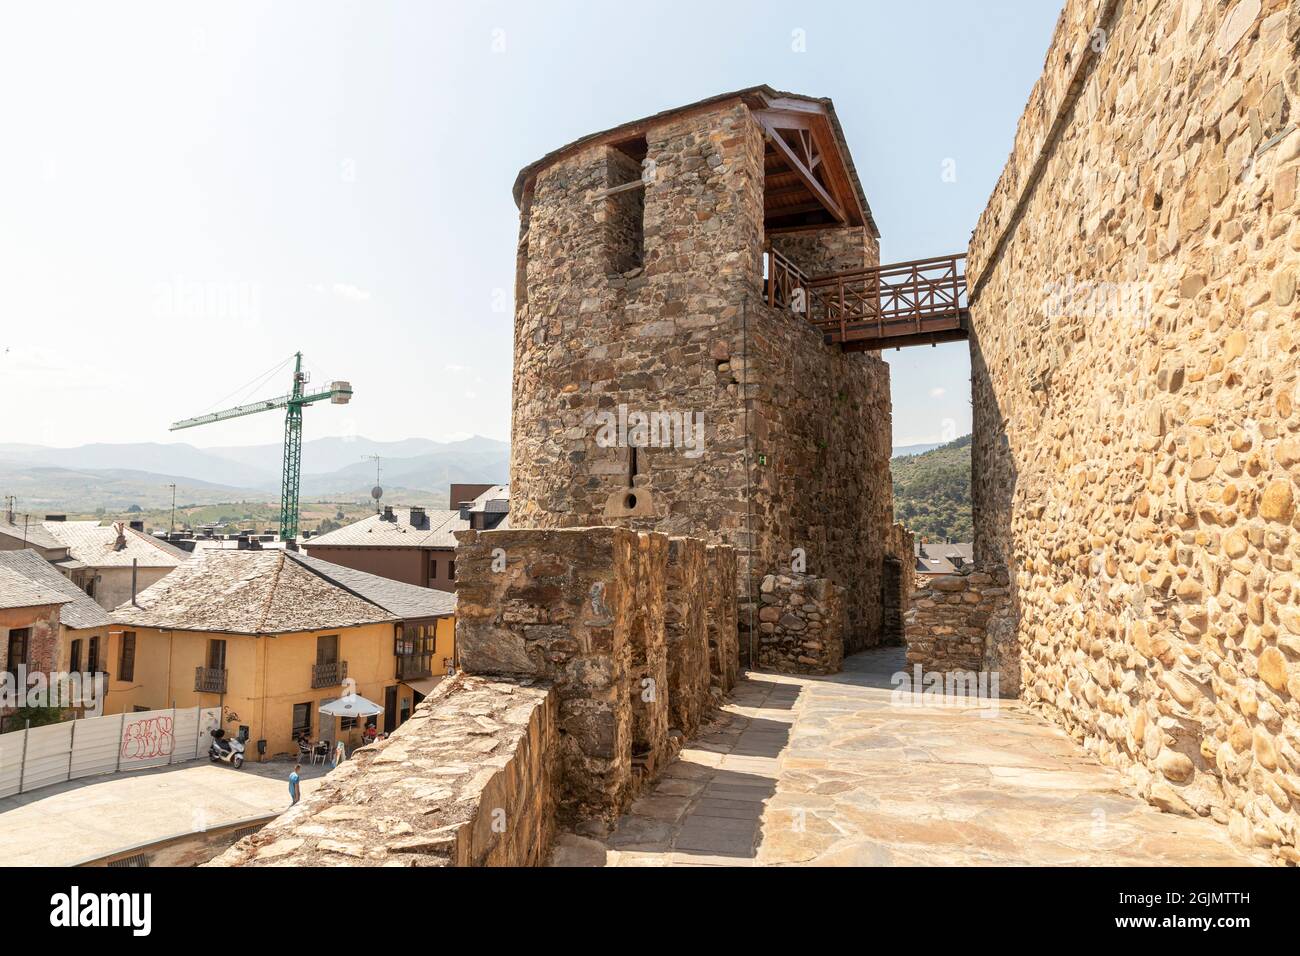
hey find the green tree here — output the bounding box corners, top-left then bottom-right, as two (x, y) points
(891, 434), (973, 542)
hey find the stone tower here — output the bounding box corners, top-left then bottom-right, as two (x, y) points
(509, 86), (901, 662)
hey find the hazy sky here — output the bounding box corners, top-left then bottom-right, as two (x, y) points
(0, 0), (1060, 450)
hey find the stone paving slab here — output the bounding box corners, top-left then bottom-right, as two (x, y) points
(549, 647), (1266, 867)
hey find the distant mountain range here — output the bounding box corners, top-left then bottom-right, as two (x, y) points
(891, 441), (946, 459)
(0, 436), (509, 511)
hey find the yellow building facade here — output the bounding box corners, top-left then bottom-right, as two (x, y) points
(109, 549), (457, 760)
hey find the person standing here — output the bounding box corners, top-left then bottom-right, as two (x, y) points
(289, 763), (301, 806)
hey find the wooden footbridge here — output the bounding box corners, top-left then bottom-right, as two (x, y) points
(766, 248), (970, 351)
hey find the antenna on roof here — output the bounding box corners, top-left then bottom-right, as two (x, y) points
(364, 455), (382, 512)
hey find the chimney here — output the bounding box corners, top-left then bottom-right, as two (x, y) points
(129, 519), (145, 532)
(382, 506), (395, 521)
(45, 514), (66, 522)
(113, 522), (127, 552)
(409, 506), (426, 526)
(458, 501), (472, 520)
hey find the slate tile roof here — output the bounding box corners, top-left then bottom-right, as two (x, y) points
(0, 517), (67, 553)
(0, 564), (71, 612)
(914, 541), (975, 576)
(111, 548), (453, 634)
(291, 553), (456, 620)
(41, 521), (189, 569)
(0, 549), (110, 629)
(307, 486), (509, 550)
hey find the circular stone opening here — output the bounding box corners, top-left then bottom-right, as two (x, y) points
(624, 493), (637, 510)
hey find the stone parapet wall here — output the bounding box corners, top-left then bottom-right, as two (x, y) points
(755, 572), (846, 675)
(904, 567), (1013, 694)
(209, 675), (557, 867)
(665, 536), (710, 738)
(453, 526), (734, 827)
(967, 0), (1300, 861)
(706, 543), (740, 692)
(454, 526), (642, 824)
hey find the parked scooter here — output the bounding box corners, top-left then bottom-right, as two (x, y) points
(208, 727), (245, 768)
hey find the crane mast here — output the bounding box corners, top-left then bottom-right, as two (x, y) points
(170, 352), (352, 542)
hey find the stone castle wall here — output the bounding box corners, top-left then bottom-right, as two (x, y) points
(968, 0), (1300, 861)
(510, 100), (897, 662)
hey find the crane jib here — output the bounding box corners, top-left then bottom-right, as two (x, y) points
(165, 352), (352, 540)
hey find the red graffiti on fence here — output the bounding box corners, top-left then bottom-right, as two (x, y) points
(120, 715), (175, 761)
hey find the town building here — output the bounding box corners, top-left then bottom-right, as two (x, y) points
(0, 563), (67, 726)
(912, 539), (974, 577)
(304, 485), (508, 593)
(109, 548), (455, 758)
(0, 514), (77, 569)
(41, 520), (188, 610)
(0, 549), (112, 714)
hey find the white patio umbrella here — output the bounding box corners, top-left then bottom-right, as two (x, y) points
(319, 694), (384, 719)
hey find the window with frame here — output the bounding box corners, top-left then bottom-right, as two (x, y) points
(119, 632), (136, 682)
(69, 638), (83, 672)
(87, 635), (101, 674)
(316, 634), (339, 665)
(207, 638), (226, 671)
(6, 628), (30, 676)
(292, 702), (312, 738)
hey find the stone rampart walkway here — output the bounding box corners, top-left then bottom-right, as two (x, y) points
(551, 647), (1261, 866)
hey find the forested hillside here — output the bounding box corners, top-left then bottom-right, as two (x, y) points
(891, 433), (972, 542)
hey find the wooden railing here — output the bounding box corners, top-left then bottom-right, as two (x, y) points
(765, 246), (810, 312)
(764, 248), (969, 349)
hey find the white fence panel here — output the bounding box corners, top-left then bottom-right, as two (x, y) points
(70, 712), (124, 780)
(0, 732), (24, 798)
(197, 707), (220, 758)
(117, 708), (178, 771)
(171, 707), (200, 761)
(21, 722), (74, 792)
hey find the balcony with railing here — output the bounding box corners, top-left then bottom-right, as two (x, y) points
(765, 246), (969, 351)
(311, 660), (348, 689)
(194, 666), (227, 694)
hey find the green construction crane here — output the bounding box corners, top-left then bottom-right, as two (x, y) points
(170, 352), (353, 542)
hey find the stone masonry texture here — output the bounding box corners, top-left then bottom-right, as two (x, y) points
(967, 0), (1300, 862)
(665, 536), (710, 738)
(453, 526), (731, 827)
(757, 571), (846, 675)
(509, 98), (897, 670)
(905, 566), (1015, 696)
(706, 543), (740, 692)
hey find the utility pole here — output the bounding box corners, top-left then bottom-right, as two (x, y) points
(168, 483), (176, 535)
